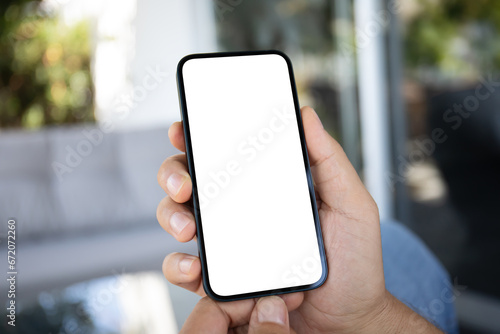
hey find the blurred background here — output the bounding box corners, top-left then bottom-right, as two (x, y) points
(1, 0), (500, 333)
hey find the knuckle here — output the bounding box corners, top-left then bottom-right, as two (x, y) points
(156, 197), (171, 224)
(163, 252), (179, 272)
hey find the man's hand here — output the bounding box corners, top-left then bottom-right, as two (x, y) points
(182, 296), (294, 334)
(157, 106), (442, 333)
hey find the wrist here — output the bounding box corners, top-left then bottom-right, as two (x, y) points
(356, 290), (443, 334)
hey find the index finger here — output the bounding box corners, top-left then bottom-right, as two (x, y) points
(168, 121), (186, 152)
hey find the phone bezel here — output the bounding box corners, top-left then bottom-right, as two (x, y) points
(176, 50), (328, 301)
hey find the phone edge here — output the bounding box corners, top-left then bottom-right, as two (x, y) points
(176, 50), (328, 302)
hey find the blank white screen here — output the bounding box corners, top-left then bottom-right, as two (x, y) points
(182, 54), (323, 297)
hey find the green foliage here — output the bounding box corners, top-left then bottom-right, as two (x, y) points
(0, 1), (94, 129)
(404, 0), (500, 80)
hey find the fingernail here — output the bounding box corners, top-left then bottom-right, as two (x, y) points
(167, 173), (188, 195)
(179, 258), (194, 274)
(170, 212), (191, 235)
(257, 297), (286, 325)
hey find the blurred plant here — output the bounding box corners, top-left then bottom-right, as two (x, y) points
(0, 0), (94, 129)
(404, 0), (500, 82)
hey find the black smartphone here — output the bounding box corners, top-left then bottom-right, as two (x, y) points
(176, 50), (327, 301)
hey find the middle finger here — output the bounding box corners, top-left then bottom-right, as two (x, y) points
(157, 195), (197, 242)
(157, 154), (192, 203)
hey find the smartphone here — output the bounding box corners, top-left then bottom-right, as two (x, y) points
(176, 50), (327, 301)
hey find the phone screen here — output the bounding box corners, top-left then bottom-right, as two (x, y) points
(177, 51), (327, 300)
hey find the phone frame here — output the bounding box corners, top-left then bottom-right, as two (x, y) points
(176, 50), (328, 301)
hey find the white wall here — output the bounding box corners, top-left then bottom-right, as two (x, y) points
(100, 0), (218, 130)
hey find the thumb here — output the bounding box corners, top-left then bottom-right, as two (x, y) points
(301, 106), (375, 215)
(248, 296), (290, 334)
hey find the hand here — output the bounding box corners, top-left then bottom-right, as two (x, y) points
(182, 295), (295, 334)
(157, 106), (442, 333)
